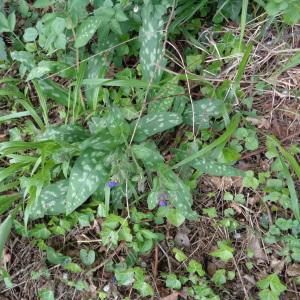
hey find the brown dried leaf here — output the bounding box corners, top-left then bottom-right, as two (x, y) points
(161, 292), (180, 300)
(247, 232), (267, 261)
(246, 116), (270, 129)
(287, 264), (300, 277)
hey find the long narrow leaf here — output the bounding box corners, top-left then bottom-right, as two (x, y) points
(173, 113), (241, 169)
(0, 214), (13, 259)
(280, 157), (300, 220)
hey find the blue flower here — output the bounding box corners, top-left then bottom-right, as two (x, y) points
(107, 181), (119, 188)
(159, 200), (168, 207)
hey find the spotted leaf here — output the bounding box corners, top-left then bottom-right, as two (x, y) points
(38, 79), (69, 106)
(132, 142), (164, 170)
(66, 149), (108, 214)
(28, 180), (68, 220)
(183, 99), (224, 129)
(37, 125), (89, 143)
(132, 112), (182, 142)
(159, 167), (198, 220)
(192, 158), (244, 177)
(75, 16), (101, 48)
(148, 78), (184, 113)
(139, 1), (170, 83)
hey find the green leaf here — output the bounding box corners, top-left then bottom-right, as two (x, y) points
(29, 224), (51, 239)
(133, 281), (154, 297)
(258, 289), (280, 300)
(183, 99), (224, 129)
(174, 114), (241, 169)
(0, 37), (7, 61)
(46, 247), (71, 265)
(192, 158), (244, 177)
(23, 27), (38, 42)
(80, 249), (96, 266)
(64, 262), (82, 273)
(160, 168), (197, 220)
(131, 142), (164, 169)
(37, 125), (89, 143)
(167, 209), (185, 227)
(210, 240), (234, 261)
(28, 180), (68, 220)
(0, 214), (13, 259)
(66, 149), (108, 214)
(38, 288), (55, 300)
(75, 16), (101, 48)
(0, 12), (10, 33)
(33, 0), (53, 8)
(187, 259), (205, 276)
(133, 112), (182, 142)
(115, 268), (135, 286)
(139, 1), (169, 82)
(212, 269), (226, 286)
(38, 79), (69, 106)
(257, 274), (286, 296)
(280, 158), (300, 220)
(7, 12), (16, 32)
(148, 78), (184, 113)
(172, 248), (187, 262)
(243, 170), (259, 189)
(166, 273), (181, 290)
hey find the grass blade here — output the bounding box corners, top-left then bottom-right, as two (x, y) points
(269, 136), (300, 180)
(32, 80), (49, 126)
(280, 157), (300, 220)
(173, 113), (241, 169)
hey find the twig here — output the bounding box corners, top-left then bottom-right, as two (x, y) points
(233, 256), (249, 300)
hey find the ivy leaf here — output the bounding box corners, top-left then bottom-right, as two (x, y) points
(80, 249), (95, 266)
(187, 259), (205, 276)
(133, 281), (154, 297)
(75, 16), (101, 48)
(66, 149), (108, 214)
(166, 273), (181, 290)
(28, 180), (68, 220)
(257, 274), (286, 296)
(172, 248), (187, 262)
(132, 112), (182, 142)
(0, 214), (13, 259)
(210, 240), (234, 261)
(38, 288), (55, 300)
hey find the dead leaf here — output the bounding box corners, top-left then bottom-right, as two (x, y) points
(271, 257), (284, 274)
(246, 116), (270, 129)
(207, 176), (243, 191)
(230, 202), (242, 215)
(247, 231), (267, 261)
(287, 264), (300, 277)
(175, 232), (190, 248)
(161, 292), (180, 300)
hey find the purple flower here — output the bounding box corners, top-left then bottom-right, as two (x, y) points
(159, 200), (168, 207)
(107, 181), (119, 188)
